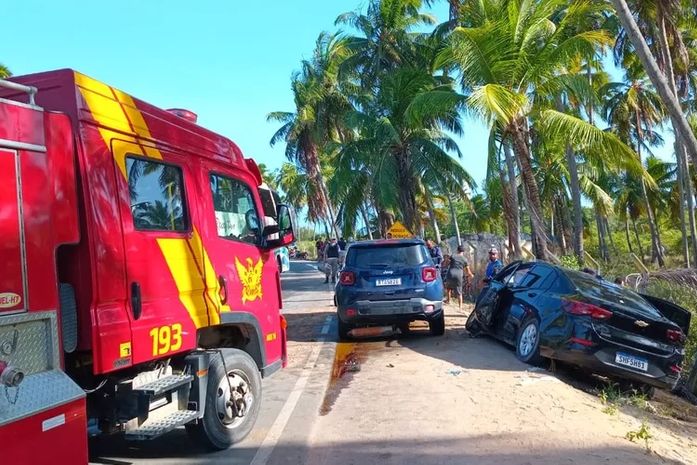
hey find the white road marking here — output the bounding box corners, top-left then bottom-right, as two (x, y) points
(250, 315), (333, 465)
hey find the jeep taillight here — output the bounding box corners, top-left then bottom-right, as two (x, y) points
(422, 267), (437, 282)
(339, 271), (355, 285)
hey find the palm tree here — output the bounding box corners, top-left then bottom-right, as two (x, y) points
(0, 64), (10, 79)
(610, 0), (697, 178)
(446, 0), (635, 262)
(603, 79), (667, 266)
(268, 33), (353, 239)
(337, 67), (469, 233)
(613, 0), (697, 266)
(336, 0), (435, 92)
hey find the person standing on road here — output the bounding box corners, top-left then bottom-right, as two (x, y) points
(485, 247), (503, 281)
(323, 238), (340, 284)
(445, 245), (473, 309)
(338, 237), (347, 250)
(426, 239), (443, 267)
(316, 238), (325, 261)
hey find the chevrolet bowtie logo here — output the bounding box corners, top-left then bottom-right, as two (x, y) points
(634, 320), (649, 328)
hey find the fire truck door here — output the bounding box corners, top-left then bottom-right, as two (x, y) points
(199, 162), (283, 365)
(116, 149), (207, 365)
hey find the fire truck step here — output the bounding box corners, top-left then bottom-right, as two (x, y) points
(132, 374), (193, 397)
(125, 409), (199, 440)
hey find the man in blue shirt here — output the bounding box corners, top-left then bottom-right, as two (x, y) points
(426, 239), (443, 267)
(485, 247), (503, 280)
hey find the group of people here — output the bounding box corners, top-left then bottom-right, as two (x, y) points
(317, 237), (349, 283)
(425, 237), (503, 309)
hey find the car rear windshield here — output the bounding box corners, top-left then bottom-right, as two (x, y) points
(346, 244), (429, 268)
(565, 270), (662, 319)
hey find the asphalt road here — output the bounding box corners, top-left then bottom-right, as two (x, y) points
(89, 260), (338, 465)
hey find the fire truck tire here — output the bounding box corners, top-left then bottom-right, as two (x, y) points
(186, 349), (262, 450)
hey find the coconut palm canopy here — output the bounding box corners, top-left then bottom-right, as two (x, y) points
(269, 0), (697, 270)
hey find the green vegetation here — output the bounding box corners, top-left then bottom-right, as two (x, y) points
(268, 1), (697, 375)
(625, 420), (653, 453)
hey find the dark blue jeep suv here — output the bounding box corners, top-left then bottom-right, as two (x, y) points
(334, 239), (445, 339)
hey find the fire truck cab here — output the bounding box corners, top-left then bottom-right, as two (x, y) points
(0, 69), (294, 462)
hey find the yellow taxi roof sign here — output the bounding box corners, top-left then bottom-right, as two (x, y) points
(387, 221), (413, 238)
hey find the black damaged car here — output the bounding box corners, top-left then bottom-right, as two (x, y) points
(466, 261), (691, 392)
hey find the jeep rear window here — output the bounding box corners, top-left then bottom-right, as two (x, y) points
(346, 244), (429, 268)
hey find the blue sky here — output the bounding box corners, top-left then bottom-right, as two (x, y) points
(3, 0), (489, 187)
(3, 1), (674, 195)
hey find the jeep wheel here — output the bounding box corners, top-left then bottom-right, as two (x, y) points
(429, 313), (445, 336)
(338, 318), (353, 341)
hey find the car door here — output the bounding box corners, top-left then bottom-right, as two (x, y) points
(499, 264), (558, 343)
(475, 261), (524, 328)
(198, 161), (283, 367)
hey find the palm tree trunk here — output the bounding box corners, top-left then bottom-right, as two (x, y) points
(424, 191), (441, 240)
(447, 194), (462, 246)
(359, 203), (373, 240)
(683, 145), (697, 265)
(503, 143), (522, 258)
(566, 144), (584, 264)
(395, 151), (418, 234)
(657, 10), (690, 266)
(635, 108), (665, 267)
(605, 217), (616, 255)
(498, 156), (519, 259)
(632, 216), (645, 264)
(318, 180), (339, 239)
(625, 217), (634, 254)
(676, 140), (691, 266)
(596, 213), (607, 261)
(509, 119), (551, 261)
(611, 0), (697, 171)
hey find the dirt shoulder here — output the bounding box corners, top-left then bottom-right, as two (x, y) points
(304, 304), (697, 465)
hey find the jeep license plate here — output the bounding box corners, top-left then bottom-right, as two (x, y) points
(376, 278), (401, 286)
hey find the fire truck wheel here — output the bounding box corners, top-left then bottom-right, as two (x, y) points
(186, 349), (262, 450)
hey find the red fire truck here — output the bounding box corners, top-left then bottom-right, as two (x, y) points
(0, 69), (295, 463)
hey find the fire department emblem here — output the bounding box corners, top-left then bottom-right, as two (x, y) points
(235, 257), (264, 303)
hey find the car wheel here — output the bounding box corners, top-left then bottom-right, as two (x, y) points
(338, 318), (353, 341)
(515, 317), (543, 365)
(429, 313), (445, 336)
(465, 311), (482, 337)
(186, 349), (261, 451)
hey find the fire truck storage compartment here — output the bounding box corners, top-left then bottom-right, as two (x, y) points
(0, 148), (26, 313)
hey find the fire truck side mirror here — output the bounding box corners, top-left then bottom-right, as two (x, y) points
(263, 204), (296, 249)
(277, 204), (296, 246)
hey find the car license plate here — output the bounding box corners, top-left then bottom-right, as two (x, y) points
(376, 278), (401, 286)
(615, 352), (648, 372)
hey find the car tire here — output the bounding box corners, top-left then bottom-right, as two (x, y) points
(338, 318), (353, 341)
(515, 317), (543, 366)
(429, 313), (446, 336)
(465, 311), (482, 337)
(186, 349), (261, 451)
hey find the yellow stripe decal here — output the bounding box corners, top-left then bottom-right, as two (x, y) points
(75, 71), (223, 329)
